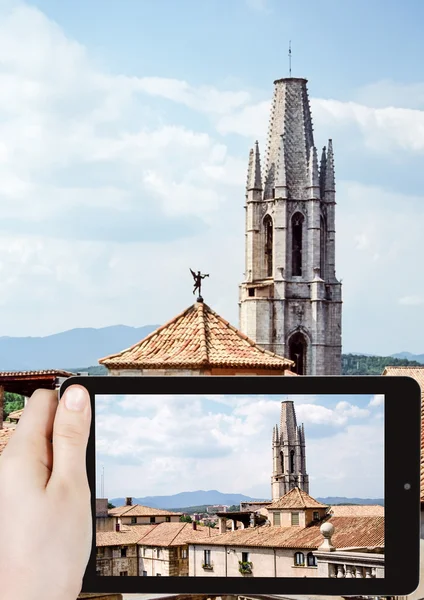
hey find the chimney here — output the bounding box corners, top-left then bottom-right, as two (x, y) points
(192, 522), (197, 530)
(125, 497), (132, 506)
(0, 385), (4, 430)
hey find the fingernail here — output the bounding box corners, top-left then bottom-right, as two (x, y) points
(64, 386), (88, 412)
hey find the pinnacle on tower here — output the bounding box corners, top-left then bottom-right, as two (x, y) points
(319, 146), (327, 198)
(324, 139), (335, 193)
(308, 146), (319, 190)
(246, 140), (262, 192)
(273, 424), (279, 444)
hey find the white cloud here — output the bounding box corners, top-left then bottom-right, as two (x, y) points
(399, 295), (424, 306)
(95, 395), (378, 499)
(368, 394), (385, 407)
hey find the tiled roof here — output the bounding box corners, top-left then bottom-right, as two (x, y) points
(189, 516), (384, 550)
(7, 409), (24, 421)
(268, 487), (328, 510)
(99, 302), (295, 371)
(109, 505), (182, 518)
(96, 525), (155, 547)
(0, 370), (73, 377)
(0, 426), (15, 456)
(329, 505), (384, 517)
(96, 522), (219, 548)
(383, 366), (424, 502)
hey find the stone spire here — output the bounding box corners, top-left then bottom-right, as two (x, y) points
(279, 400), (298, 445)
(273, 423), (279, 443)
(275, 135), (287, 197)
(263, 78), (314, 199)
(324, 139), (335, 194)
(246, 140), (262, 192)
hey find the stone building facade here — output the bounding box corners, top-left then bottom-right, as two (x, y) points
(271, 400), (309, 499)
(239, 77), (342, 375)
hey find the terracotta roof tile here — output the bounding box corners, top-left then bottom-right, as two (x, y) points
(0, 426), (15, 456)
(0, 370), (73, 377)
(109, 505), (182, 518)
(268, 487), (328, 510)
(7, 409), (24, 421)
(96, 525), (155, 547)
(190, 516), (384, 550)
(99, 302), (294, 371)
(96, 522), (220, 548)
(329, 505), (384, 517)
(383, 366), (424, 502)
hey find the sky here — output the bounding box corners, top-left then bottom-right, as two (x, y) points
(95, 393), (384, 500)
(0, 0), (423, 355)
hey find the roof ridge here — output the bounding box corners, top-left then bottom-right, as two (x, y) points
(196, 302), (209, 364)
(99, 304), (197, 363)
(168, 522), (190, 546)
(203, 303), (295, 366)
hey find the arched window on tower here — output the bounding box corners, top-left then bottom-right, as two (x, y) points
(307, 552), (317, 567)
(264, 215), (273, 277)
(320, 215), (326, 279)
(292, 213), (304, 276)
(288, 331), (307, 375)
(290, 450), (295, 473)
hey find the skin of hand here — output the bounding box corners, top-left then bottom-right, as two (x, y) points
(0, 385), (92, 600)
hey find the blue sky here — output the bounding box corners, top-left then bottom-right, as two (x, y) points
(95, 393), (384, 499)
(0, 0), (423, 356)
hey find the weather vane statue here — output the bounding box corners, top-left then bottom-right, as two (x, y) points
(190, 269), (209, 302)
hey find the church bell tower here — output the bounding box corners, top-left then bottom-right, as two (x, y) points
(272, 400), (309, 500)
(239, 77), (342, 375)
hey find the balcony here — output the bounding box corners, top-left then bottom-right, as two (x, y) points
(314, 550), (385, 578)
(202, 562), (214, 571)
(239, 560), (253, 575)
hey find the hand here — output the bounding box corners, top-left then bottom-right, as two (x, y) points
(0, 385), (92, 600)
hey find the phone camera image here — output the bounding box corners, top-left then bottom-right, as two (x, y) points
(94, 392), (385, 580)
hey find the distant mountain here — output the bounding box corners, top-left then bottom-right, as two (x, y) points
(110, 490), (266, 509)
(0, 324), (159, 371)
(316, 496), (384, 506)
(0, 320), (422, 372)
(391, 351), (424, 364)
(109, 490), (384, 509)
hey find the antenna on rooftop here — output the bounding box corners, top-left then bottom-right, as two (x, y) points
(288, 40), (292, 77)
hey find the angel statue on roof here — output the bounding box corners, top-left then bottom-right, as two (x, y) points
(190, 269), (209, 301)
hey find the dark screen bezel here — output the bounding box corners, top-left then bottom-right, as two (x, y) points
(60, 375), (421, 596)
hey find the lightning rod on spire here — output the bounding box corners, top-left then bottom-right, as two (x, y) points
(288, 40), (292, 77)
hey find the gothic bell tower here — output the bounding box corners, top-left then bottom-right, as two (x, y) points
(239, 77), (342, 375)
(272, 400), (309, 500)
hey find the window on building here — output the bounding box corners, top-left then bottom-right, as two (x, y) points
(119, 571), (128, 576)
(248, 287), (255, 297)
(143, 571), (147, 577)
(307, 552), (317, 567)
(131, 517), (137, 524)
(166, 516), (171, 522)
(320, 215), (327, 279)
(292, 212), (304, 276)
(313, 511), (320, 521)
(150, 516), (156, 523)
(121, 547), (127, 557)
(156, 573), (162, 577)
(96, 570), (101, 576)
(264, 215), (273, 277)
(273, 512), (281, 526)
(143, 547), (147, 556)
(156, 548), (161, 558)
(288, 332), (307, 375)
(290, 449), (295, 473)
(291, 512), (300, 526)
(96, 547), (104, 556)
(182, 548), (188, 559)
(204, 549), (211, 567)
(294, 552), (305, 566)
(242, 552), (249, 563)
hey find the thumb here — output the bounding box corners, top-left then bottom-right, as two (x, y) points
(49, 385), (91, 492)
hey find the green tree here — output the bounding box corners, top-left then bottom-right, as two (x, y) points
(107, 503), (115, 509)
(180, 515), (192, 523)
(228, 504), (240, 512)
(4, 393), (25, 420)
